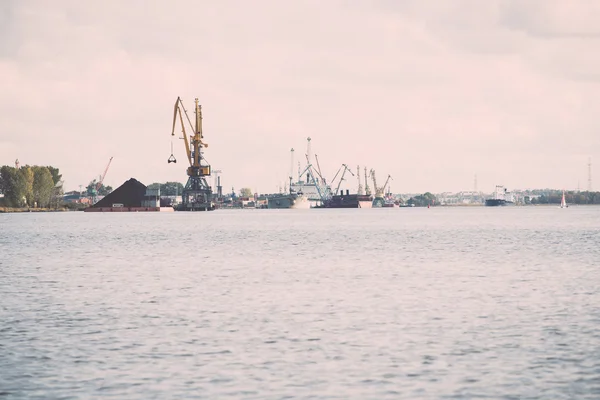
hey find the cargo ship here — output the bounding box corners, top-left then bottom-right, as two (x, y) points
(485, 185), (515, 206)
(314, 190), (373, 208)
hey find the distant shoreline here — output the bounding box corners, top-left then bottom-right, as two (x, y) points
(0, 207), (71, 213)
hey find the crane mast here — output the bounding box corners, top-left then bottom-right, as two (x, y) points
(334, 164), (354, 195)
(370, 169), (382, 197)
(169, 97), (214, 211)
(357, 165), (363, 195)
(382, 174), (392, 195)
(364, 167), (371, 196)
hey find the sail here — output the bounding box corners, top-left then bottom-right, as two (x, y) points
(560, 191), (567, 208)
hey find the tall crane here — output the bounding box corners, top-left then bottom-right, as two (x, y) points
(364, 167), (371, 196)
(357, 165), (363, 195)
(88, 156), (113, 204)
(331, 164), (354, 195)
(370, 169), (392, 207)
(96, 157), (113, 193)
(168, 97), (214, 211)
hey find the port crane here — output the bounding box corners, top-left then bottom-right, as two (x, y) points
(330, 164), (354, 196)
(168, 97), (214, 211)
(88, 156), (113, 204)
(370, 169), (392, 207)
(96, 157), (113, 193)
(364, 167), (371, 196)
(356, 165), (363, 195)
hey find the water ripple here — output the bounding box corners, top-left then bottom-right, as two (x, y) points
(1, 207), (599, 399)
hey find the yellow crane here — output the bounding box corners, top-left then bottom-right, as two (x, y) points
(369, 169), (392, 207)
(168, 97), (214, 211)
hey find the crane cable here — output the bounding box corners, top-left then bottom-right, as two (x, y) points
(168, 139), (176, 163)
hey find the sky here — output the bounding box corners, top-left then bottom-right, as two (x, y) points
(1, 0), (599, 194)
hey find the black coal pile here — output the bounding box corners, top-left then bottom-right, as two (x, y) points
(93, 178), (147, 208)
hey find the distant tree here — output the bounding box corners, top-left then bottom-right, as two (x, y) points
(162, 181), (184, 196)
(0, 166), (25, 207)
(86, 180), (112, 196)
(46, 166), (62, 186)
(407, 192), (437, 207)
(0, 164), (63, 208)
(98, 185), (113, 196)
(19, 166), (34, 207)
(147, 182), (184, 196)
(32, 166), (55, 207)
(240, 187), (253, 198)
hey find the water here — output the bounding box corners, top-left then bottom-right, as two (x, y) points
(1, 207), (599, 399)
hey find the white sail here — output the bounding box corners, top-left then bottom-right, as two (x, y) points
(560, 191), (567, 208)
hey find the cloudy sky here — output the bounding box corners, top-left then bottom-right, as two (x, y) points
(1, 0), (599, 194)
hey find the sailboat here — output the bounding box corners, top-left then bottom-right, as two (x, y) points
(560, 190), (568, 208)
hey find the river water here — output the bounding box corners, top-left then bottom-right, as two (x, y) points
(1, 206), (599, 399)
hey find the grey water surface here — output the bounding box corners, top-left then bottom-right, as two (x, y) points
(1, 206), (599, 399)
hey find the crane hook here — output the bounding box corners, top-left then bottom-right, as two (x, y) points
(168, 141), (177, 163)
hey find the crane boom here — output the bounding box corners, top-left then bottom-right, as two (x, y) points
(314, 154), (325, 184)
(334, 164), (353, 195)
(96, 157), (113, 191)
(382, 174), (392, 193)
(364, 167), (371, 195)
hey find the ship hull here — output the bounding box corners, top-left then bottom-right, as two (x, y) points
(267, 194), (310, 209)
(315, 194), (373, 208)
(485, 199), (514, 207)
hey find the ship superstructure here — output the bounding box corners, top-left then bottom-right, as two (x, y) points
(485, 185), (515, 206)
(268, 148), (310, 209)
(289, 137), (332, 206)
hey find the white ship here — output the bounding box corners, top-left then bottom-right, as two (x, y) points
(267, 191), (310, 209)
(289, 138), (331, 207)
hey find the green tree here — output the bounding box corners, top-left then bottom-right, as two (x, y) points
(32, 166), (55, 207)
(163, 181), (184, 195)
(147, 182), (184, 196)
(19, 166), (34, 206)
(240, 188), (253, 198)
(0, 166), (25, 207)
(46, 166), (62, 185)
(98, 185), (113, 196)
(87, 180), (112, 196)
(407, 192), (437, 207)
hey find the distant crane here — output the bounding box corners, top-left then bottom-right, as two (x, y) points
(357, 165), (363, 195)
(89, 157), (113, 204)
(331, 164), (354, 196)
(15, 159), (20, 169)
(168, 97), (214, 211)
(370, 169), (392, 207)
(96, 156), (113, 193)
(314, 154), (325, 185)
(364, 167), (371, 196)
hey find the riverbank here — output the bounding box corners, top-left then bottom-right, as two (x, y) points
(0, 207), (71, 213)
